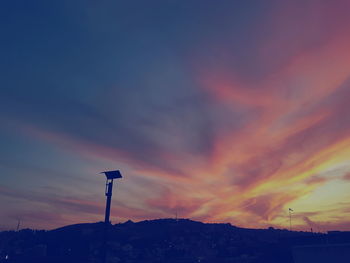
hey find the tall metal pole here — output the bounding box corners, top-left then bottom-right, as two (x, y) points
(100, 170), (122, 263)
(16, 219), (20, 232)
(104, 179), (114, 224)
(289, 210), (291, 231)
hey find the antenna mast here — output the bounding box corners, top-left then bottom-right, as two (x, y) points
(289, 208), (293, 231)
(16, 219), (20, 231)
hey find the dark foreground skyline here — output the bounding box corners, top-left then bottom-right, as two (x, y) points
(1, 0), (350, 231)
(1, 219), (350, 263)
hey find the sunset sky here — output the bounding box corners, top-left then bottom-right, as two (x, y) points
(1, 0), (350, 231)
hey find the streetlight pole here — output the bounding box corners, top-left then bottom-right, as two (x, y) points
(101, 170), (122, 224)
(100, 170), (122, 263)
(104, 179), (114, 224)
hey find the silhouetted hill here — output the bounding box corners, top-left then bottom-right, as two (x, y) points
(1, 219), (349, 263)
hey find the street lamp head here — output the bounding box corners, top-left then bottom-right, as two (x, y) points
(101, 170), (122, 180)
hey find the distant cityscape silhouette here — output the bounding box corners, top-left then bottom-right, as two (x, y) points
(1, 219), (350, 263)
